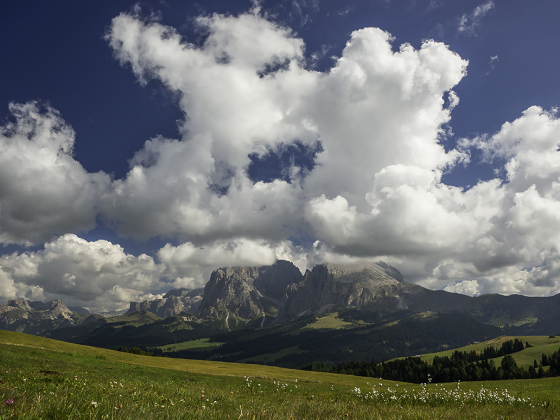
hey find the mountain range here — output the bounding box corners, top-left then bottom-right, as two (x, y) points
(1, 260), (559, 367)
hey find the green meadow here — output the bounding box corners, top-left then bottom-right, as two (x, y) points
(1, 330), (560, 419)
(297, 313), (356, 331)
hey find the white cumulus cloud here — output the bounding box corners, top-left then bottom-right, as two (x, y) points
(103, 9), (468, 245)
(0, 103), (110, 245)
(0, 234), (164, 311)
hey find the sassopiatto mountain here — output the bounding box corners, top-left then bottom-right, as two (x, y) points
(277, 261), (413, 321)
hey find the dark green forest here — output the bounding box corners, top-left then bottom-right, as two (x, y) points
(302, 339), (560, 383)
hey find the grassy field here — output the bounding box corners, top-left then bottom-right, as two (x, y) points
(1, 330), (560, 419)
(302, 313), (356, 330)
(288, 313), (357, 335)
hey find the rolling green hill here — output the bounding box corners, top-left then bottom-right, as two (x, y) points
(304, 335), (560, 385)
(418, 335), (560, 368)
(0, 329), (383, 386)
(153, 311), (501, 368)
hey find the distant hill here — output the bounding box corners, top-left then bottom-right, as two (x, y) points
(41, 308), (502, 368)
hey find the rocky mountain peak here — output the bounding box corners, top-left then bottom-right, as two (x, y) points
(276, 261), (411, 321)
(197, 260), (302, 325)
(253, 260), (304, 300)
(1, 299), (72, 316)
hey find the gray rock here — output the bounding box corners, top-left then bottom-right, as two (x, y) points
(127, 288), (204, 318)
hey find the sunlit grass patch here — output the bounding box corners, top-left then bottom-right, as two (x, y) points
(302, 313), (356, 330)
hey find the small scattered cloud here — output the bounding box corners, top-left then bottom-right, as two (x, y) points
(337, 6), (352, 16)
(458, 1), (494, 36)
(489, 54), (499, 70)
(482, 55), (499, 76)
(289, 0), (320, 27)
(427, 1), (443, 10)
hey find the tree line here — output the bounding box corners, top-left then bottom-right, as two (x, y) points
(117, 346), (161, 357)
(303, 339), (560, 383)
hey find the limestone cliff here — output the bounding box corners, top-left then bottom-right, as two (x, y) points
(197, 260), (303, 325)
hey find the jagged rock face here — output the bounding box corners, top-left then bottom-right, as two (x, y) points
(0, 299), (84, 334)
(253, 260), (304, 301)
(277, 262), (414, 321)
(197, 260), (303, 322)
(128, 288), (204, 318)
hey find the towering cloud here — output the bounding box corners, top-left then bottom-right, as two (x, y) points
(103, 9), (468, 242)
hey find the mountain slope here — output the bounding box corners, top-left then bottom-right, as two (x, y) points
(163, 311), (501, 368)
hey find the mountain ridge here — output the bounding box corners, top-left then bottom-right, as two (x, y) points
(0, 299), (88, 334)
(2, 260), (560, 340)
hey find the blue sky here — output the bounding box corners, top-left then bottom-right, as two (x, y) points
(1, 0), (559, 310)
